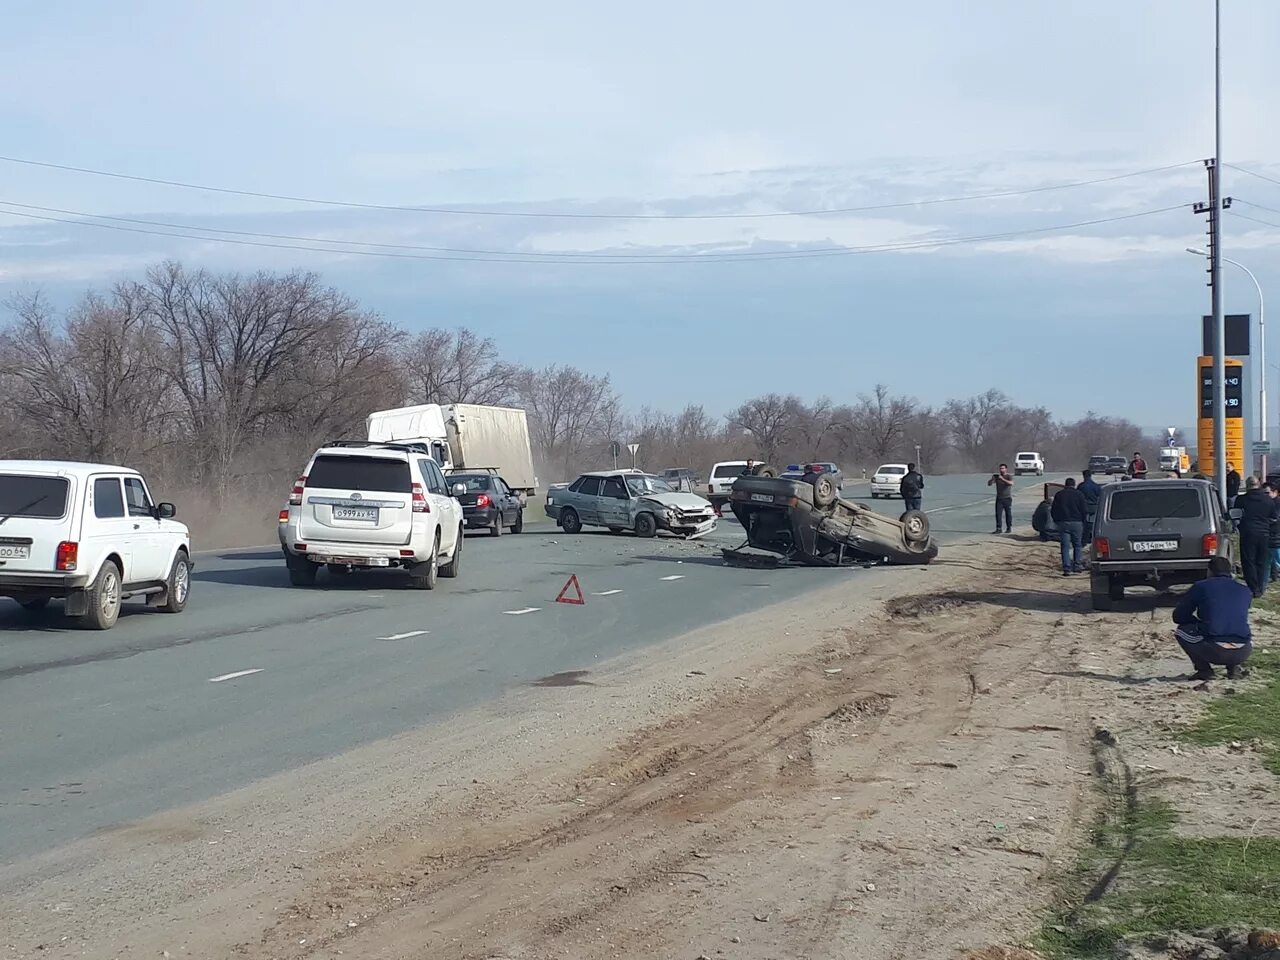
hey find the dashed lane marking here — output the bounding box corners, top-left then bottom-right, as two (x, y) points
(660, 575), (686, 581)
(591, 589), (623, 596)
(504, 607), (541, 615)
(377, 630), (429, 640)
(208, 668), (264, 683)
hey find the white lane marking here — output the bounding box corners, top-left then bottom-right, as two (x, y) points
(505, 607), (541, 615)
(592, 589), (623, 596)
(377, 630), (429, 640)
(660, 575), (685, 581)
(208, 668), (264, 683)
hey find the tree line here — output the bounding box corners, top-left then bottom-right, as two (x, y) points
(0, 262), (1156, 512)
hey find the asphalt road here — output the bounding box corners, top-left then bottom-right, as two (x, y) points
(0, 472), (1063, 864)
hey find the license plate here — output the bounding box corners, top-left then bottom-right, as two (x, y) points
(750, 493), (774, 503)
(315, 555), (390, 567)
(0, 544), (30, 559)
(333, 506), (377, 522)
(1132, 539), (1178, 552)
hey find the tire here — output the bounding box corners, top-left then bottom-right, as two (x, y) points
(81, 561), (122, 630)
(1091, 575), (1114, 610)
(19, 597), (50, 612)
(408, 532), (441, 590)
(159, 552), (191, 613)
(750, 464), (778, 478)
(440, 525), (463, 579)
(326, 563), (352, 576)
(490, 514), (502, 537)
(511, 509), (524, 534)
(287, 554), (319, 587)
(1108, 577), (1125, 601)
(899, 509), (930, 544)
(870, 492), (879, 499)
(635, 512), (658, 538)
(812, 474), (837, 508)
(560, 508), (582, 534)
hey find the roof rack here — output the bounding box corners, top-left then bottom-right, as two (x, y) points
(324, 439), (433, 455)
(445, 466), (500, 474)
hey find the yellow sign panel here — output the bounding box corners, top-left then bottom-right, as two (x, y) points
(1196, 355), (1245, 474)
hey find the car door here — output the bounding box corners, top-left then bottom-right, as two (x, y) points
(122, 475), (169, 581)
(419, 459), (460, 551)
(84, 475), (135, 581)
(494, 477), (517, 523)
(571, 476), (601, 525)
(597, 475), (632, 529)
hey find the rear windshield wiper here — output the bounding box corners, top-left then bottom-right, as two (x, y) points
(0, 494), (51, 525)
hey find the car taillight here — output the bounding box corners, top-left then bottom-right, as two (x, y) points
(288, 475), (307, 506)
(1202, 533), (1218, 556)
(476, 493), (491, 508)
(1093, 537), (1110, 559)
(56, 541), (78, 571)
(278, 509), (289, 524)
(412, 483), (430, 513)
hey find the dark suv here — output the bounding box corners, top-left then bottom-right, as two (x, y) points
(1089, 478), (1233, 610)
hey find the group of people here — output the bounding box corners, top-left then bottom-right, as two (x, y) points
(1228, 471), (1280, 598)
(1047, 471), (1104, 576)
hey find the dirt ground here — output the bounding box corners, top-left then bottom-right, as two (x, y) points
(5, 534), (1274, 960)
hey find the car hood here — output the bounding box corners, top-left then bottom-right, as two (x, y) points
(639, 492), (714, 511)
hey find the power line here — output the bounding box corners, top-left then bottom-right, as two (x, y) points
(1232, 211), (1280, 231)
(1235, 198), (1280, 217)
(0, 202), (1189, 265)
(1227, 162), (1280, 188)
(0, 153), (1199, 221)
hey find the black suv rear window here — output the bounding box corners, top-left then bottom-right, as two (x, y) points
(308, 455), (412, 493)
(0, 475), (69, 518)
(1109, 487), (1203, 520)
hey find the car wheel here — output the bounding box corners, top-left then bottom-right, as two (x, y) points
(812, 474), (837, 508)
(159, 552), (191, 613)
(440, 525), (463, 579)
(560, 508), (582, 534)
(19, 597), (50, 612)
(512, 509), (524, 533)
(899, 509), (931, 545)
(1091, 574), (1114, 610)
(82, 561), (122, 630)
(1108, 577), (1124, 601)
(635, 512), (658, 538)
(287, 554), (319, 587)
(490, 514), (502, 537)
(409, 532), (441, 590)
(326, 563), (351, 576)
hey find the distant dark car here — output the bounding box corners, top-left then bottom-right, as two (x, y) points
(1089, 478), (1233, 610)
(450, 473), (524, 536)
(660, 467), (699, 491)
(1087, 455), (1109, 473)
(1104, 456), (1128, 475)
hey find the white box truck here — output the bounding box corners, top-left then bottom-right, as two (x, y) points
(365, 403), (538, 498)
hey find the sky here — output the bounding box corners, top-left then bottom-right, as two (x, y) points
(2, 0), (1280, 434)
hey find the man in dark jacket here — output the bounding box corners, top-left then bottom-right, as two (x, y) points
(1172, 555), (1253, 681)
(1129, 452), (1148, 479)
(1226, 463), (1242, 505)
(899, 463), (924, 512)
(1236, 480), (1279, 597)
(1050, 477), (1088, 575)
(1079, 469), (1103, 542)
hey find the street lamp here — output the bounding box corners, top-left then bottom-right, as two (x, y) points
(1188, 246), (1267, 477)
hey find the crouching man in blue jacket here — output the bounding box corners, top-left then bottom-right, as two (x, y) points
(1172, 555), (1253, 681)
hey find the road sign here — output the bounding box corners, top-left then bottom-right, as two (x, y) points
(609, 440), (622, 458)
(1253, 441), (1271, 455)
(627, 443), (639, 457)
(555, 574), (585, 606)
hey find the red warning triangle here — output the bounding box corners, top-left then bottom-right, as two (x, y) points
(555, 574), (585, 605)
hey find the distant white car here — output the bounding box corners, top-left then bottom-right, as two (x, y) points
(0, 460), (192, 629)
(1014, 451), (1046, 476)
(706, 460), (753, 508)
(278, 441), (464, 589)
(870, 463), (909, 499)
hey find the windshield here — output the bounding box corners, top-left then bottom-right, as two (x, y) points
(0, 474), (70, 519)
(1109, 488), (1203, 521)
(626, 475), (674, 496)
(877, 465), (906, 475)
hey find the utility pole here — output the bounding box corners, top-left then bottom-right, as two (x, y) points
(1191, 0), (1227, 502)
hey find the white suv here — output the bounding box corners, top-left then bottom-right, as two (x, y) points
(1014, 451), (1045, 476)
(278, 442), (464, 589)
(0, 461), (192, 629)
(706, 460), (753, 508)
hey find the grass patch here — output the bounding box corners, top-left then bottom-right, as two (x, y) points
(1041, 797), (1280, 958)
(1181, 644), (1280, 776)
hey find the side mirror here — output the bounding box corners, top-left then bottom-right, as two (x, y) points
(156, 502), (177, 519)
(451, 483), (467, 497)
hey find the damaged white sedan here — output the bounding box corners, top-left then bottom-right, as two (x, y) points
(545, 470), (718, 538)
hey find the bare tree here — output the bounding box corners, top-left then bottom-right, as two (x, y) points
(400, 327), (518, 405)
(849, 384), (917, 462)
(727, 393), (805, 465)
(517, 365), (621, 479)
(943, 389), (1011, 468)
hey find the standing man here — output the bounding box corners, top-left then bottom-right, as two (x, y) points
(1236, 478), (1278, 598)
(1226, 462), (1242, 506)
(1050, 478), (1088, 575)
(899, 462), (924, 512)
(1172, 555), (1253, 681)
(1269, 483), (1280, 584)
(1079, 468), (1103, 543)
(1128, 451), (1148, 479)
(987, 463), (1014, 534)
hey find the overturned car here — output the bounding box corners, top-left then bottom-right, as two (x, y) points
(723, 467), (938, 566)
